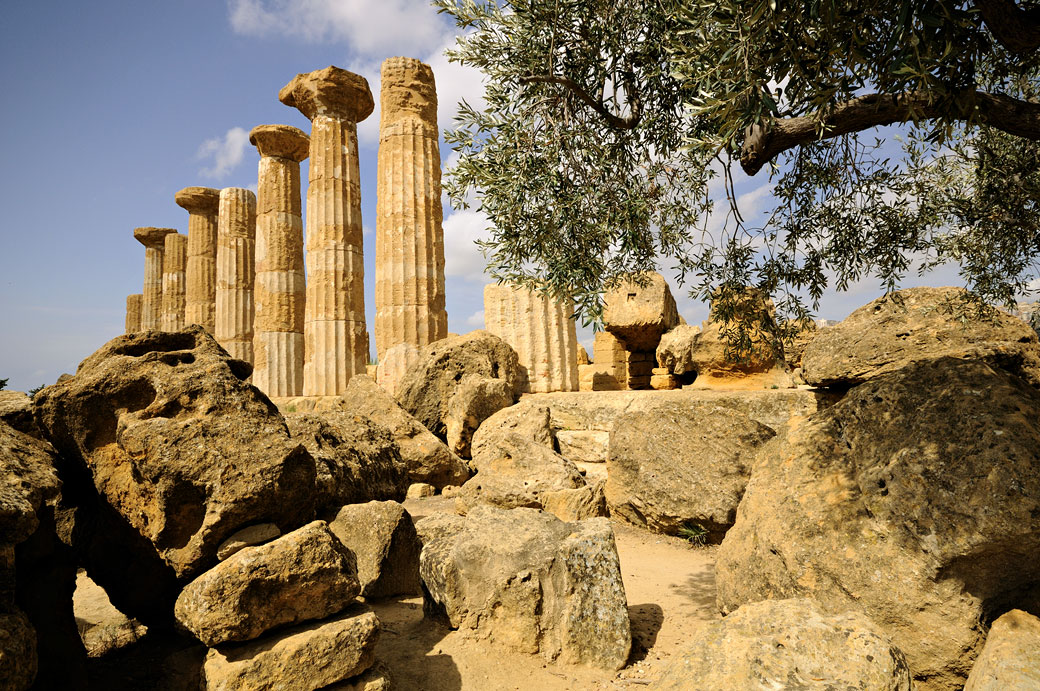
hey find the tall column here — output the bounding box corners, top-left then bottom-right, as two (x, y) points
(484, 283), (579, 393)
(215, 188), (257, 363)
(280, 66), (374, 396)
(160, 233), (188, 331)
(249, 124), (309, 398)
(126, 294), (142, 333)
(175, 187), (220, 334)
(374, 57), (448, 360)
(134, 227), (176, 331)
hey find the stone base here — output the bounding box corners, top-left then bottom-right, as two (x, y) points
(270, 395), (345, 414)
(685, 367), (796, 391)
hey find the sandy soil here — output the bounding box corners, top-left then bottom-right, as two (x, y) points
(374, 495), (721, 690)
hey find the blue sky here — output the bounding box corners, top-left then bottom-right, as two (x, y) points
(0, 0), (965, 392)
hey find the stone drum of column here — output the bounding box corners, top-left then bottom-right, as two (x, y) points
(134, 226), (177, 331)
(483, 283), (579, 393)
(374, 57), (448, 360)
(249, 124), (309, 398)
(175, 187), (221, 334)
(215, 188), (257, 363)
(160, 233), (188, 331)
(280, 65), (374, 395)
(126, 294), (143, 333)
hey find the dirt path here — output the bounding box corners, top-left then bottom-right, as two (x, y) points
(372, 497), (721, 690)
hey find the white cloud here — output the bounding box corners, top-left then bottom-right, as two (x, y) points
(443, 208), (491, 282)
(465, 309), (485, 328)
(197, 127), (250, 180)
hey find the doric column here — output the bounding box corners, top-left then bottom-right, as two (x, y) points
(134, 227), (176, 331)
(249, 124), (309, 398)
(280, 66), (374, 395)
(374, 57), (448, 360)
(483, 283), (579, 393)
(215, 188), (257, 363)
(175, 187), (221, 334)
(126, 294), (142, 333)
(160, 233), (188, 331)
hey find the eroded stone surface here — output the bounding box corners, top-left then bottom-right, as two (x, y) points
(964, 609), (1040, 690)
(603, 273), (679, 352)
(326, 501), (421, 599)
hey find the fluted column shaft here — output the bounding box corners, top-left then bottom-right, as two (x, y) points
(176, 187), (221, 334)
(161, 233), (188, 331)
(484, 284), (579, 393)
(375, 57), (448, 360)
(216, 188), (257, 363)
(134, 227), (176, 331)
(126, 294), (142, 333)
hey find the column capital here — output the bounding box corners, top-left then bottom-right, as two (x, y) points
(249, 124), (309, 162)
(380, 57), (438, 126)
(175, 187), (220, 215)
(279, 66), (374, 123)
(134, 226), (177, 250)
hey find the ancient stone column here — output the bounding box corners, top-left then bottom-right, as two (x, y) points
(175, 187), (221, 334)
(134, 227), (177, 331)
(160, 233), (188, 331)
(374, 57), (448, 360)
(484, 283), (579, 393)
(249, 124), (309, 398)
(126, 294), (142, 333)
(215, 188), (257, 363)
(280, 66), (374, 395)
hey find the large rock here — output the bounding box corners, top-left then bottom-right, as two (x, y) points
(340, 375), (469, 488)
(396, 330), (521, 440)
(417, 505), (630, 669)
(0, 610), (35, 690)
(0, 392), (39, 438)
(326, 501), (421, 599)
(716, 358), (1040, 690)
(603, 272), (679, 351)
(607, 402), (775, 538)
(444, 374), (515, 459)
(286, 412), (409, 508)
(803, 286), (1040, 387)
(650, 598), (911, 690)
(202, 606), (379, 691)
(469, 403), (554, 459)
(1, 422), (60, 548)
(175, 521), (359, 646)
(32, 327), (317, 580)
(964, 609), (1040, 690)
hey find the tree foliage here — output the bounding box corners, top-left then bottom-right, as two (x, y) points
(435, 0), (1040, 330)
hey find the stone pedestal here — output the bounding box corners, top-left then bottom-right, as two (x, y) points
(215, 188), (257, 364)
(160, 233), (188, 331)
(175, 187), (221, 334)
(134, 227), (177, 331)
(588, 330), (628, 390)
(374, 57), (448, 359)
(483, 283), (579, 393)
(280, 66), (374, 395)
(250, 124), (309, 398)
(126, 294), (143, 333)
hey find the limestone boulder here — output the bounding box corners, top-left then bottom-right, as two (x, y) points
(417, 505), (631, 669)
(396, 330), (521, 440)
(340, 375), (470, 488)
(202, 606), (379, 691)
(216, 524), (280, 561)
(0, 392), (39, 438)
(444, 374), (515, 459)
(286, 411), (409, 508)
(1, 422), (60, 547)
(555, 430), (609, 464)
(716, 358), (1040, 690)
(603, 272), (679, 351)
(606, 402), (775, 538)
(803, 286), (1040, 387)
(470, 403), (554, 459)
(32, 327), (316, 581)
(650, 598), (911, 690)
(540, 481), (608, 522)
(0, 610), (35, 690)
(964, 610), (1040, 690)
(174, 521), (359, 647)
(326, 501), (421, 599)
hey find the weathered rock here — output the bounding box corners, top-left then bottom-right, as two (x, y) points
(540, 481), (608, 522)
(0, 392), (38, 438)
(0, 609), (35, 690)
(555, 430), (609, 464)
(32, 327), (316, 582)
(603, 273), (679, 352)
(470, 403), (554, 459)
(964, 610), (1040, 690)
(396, 330), (521, 439)
(328, 662), (392, 691)
(606, 402), (775, 538)
(406, 482), (435, 499)
(202, 606), (379, 691)
(781, 317), (821, 369)
(216, 524), (281, 561)
(286, 412), (409, 509)
(444, 375), (515, 459)
(341, 375), (469, 488)
(175, 521), (359, 647)
(716, 358), (1040, 690)
(803, 286), (1040, 387)
(651, 598), (911, 690)
(1, 423), (60, 547)
(326, 501), (421, 599)
(417, 505), (630, 669)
